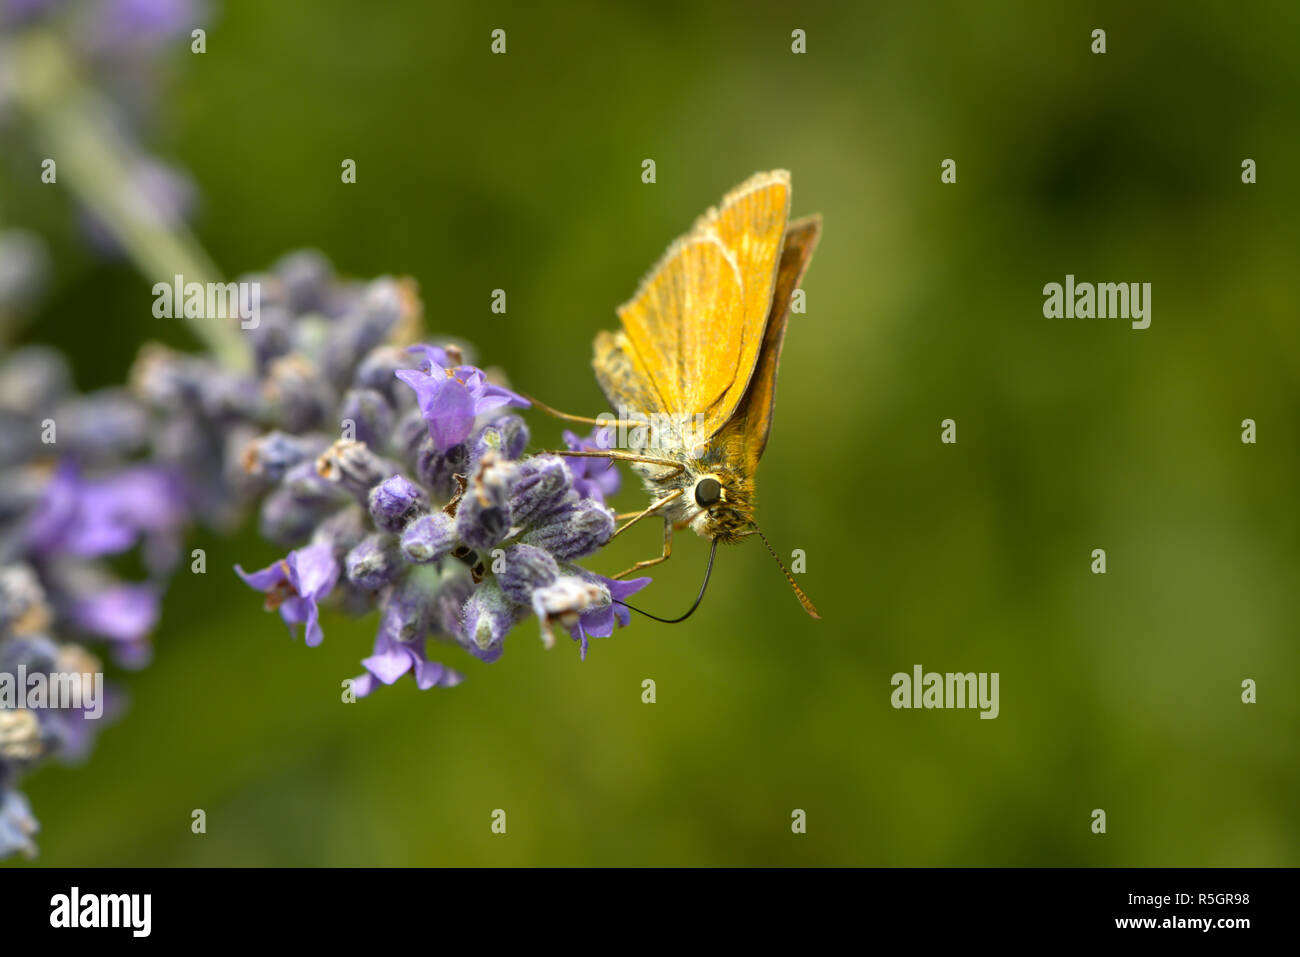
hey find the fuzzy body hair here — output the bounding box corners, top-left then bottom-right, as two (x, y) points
(629, 425), (757, 544)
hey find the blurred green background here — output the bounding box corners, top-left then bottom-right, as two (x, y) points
(6, 0), (1299, 865)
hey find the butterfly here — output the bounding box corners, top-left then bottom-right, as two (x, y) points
(535, 170), (820, 619)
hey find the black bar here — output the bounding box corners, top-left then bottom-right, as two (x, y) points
(0, 867), (1280, 942)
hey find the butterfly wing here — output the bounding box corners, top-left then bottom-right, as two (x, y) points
(597, 171), (791, 443)
(716, 214), (821, 473)
(592, 329), (665, 417)
(594, 230), (744, 422)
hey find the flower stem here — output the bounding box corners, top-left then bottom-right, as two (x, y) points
(6, 30), (252, 372)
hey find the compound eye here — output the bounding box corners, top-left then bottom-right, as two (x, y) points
(694, 477), (722, 508)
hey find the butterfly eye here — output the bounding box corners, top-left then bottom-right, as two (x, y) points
(694, 477), (722, 508)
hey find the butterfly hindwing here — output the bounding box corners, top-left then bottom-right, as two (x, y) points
(718, 214), (822, 474)
(592, 328), (667, 416)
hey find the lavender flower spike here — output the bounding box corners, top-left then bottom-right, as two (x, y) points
(0, 245), (662, 866)
(234, 326), (652, 689)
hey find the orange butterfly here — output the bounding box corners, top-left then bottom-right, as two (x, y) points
(536, 170), (820, 619)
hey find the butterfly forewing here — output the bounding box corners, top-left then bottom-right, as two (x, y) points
(690, 171), (791, 434)
(612, 171), (791, 445)
(613, 232), (744, 422)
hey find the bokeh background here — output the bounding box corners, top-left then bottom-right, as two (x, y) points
(4, 0), (1298, 865)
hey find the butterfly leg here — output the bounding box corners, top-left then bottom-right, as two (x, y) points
(611, 516), (674, 580)
(612, 488), (683, 539)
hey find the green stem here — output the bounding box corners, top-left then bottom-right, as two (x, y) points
(7, 30), (252, 372)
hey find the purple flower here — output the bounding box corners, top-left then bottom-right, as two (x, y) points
(69, 583), (159, 666)
(569, 574), (652, 659)
(351, 629), (463, 698)
(235, 542), (339, 647)
(395, 345), (528, 451)
(563, 428), (620, 503)
(26, 462), (187, 567)
(529, 576), (607, 651)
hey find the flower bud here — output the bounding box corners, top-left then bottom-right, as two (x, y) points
(275, 249), (332, 314)
(356, 346), (418, 407)
(345, 533), (402, 590)
(400, 511), (456, 563)
(507, 455), (574, 526)
(315, 439), (394, 500)
(496, 544), (559, 605)
(415, 436), (469, 501)
(312, 504), (368, 557)
(338, 389), (394, 451)
(241, 431), (327, 481)
(473, 414), (529, 465)
(519, 500), (615, 560)
(263, 354), (333, 433)
(455, 453), (514, 549)
(368, 474), (427, 532)
(460, 580), (519, 663)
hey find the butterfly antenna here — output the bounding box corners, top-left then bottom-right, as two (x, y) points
(751, 521), (821, 619)
(615, 537), (719, 624)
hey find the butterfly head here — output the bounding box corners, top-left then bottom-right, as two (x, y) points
(685, 467), (754, 544)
